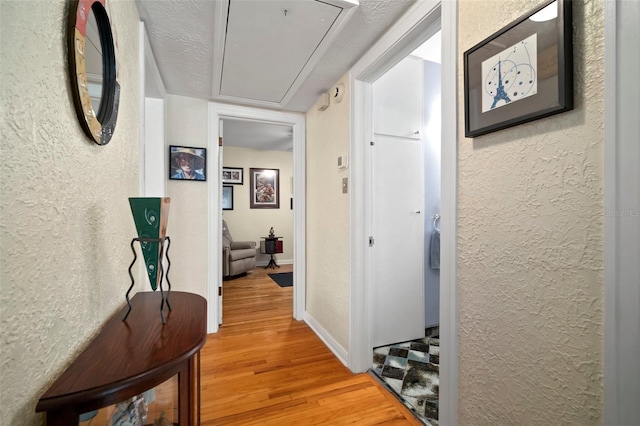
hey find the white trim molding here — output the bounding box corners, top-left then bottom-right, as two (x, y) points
(438, 2), (459, 423)
(305, 312), (349, 367)
(604, 0), (640, 424)
(256, 259), (294, 267)
(207, 103), (306, 333)
(348, 1), (458, 425)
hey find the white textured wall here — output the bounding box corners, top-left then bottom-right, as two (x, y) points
(165, 95), (209, 297)
(0, 1), (140, 424)
(222, 147), (294, 264)
(144, 97), (166, 197)
(458, 0), (604, 424)
(305, 73), (350, 350)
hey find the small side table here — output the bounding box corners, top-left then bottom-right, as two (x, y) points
(260, 237), (283, 269)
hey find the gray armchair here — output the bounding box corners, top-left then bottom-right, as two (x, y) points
(222, 220), (256, 277)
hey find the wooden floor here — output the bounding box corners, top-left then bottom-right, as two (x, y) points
(200, 264), (421, 425)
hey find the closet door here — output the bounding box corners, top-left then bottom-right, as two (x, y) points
(371, 55), (425, 348)
(371, 134), (425, 347)
(373, 56), (423, 139)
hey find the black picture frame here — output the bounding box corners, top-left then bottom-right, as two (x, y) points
(169, 145), (207, 181)
(250, 168), (279, 209)
(222, 186), (233, 210)
(463, 0), (573, 138)
(222, 167), (243, 185)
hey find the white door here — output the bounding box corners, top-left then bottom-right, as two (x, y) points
(373, 56), (423, 139)
(372, 134), (425, 347)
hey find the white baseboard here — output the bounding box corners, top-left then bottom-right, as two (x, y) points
(304, 312), (348, 367)
(256, 259), (293, 267)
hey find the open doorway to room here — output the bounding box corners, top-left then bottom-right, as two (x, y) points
(348, 1), (457, 425)
(220, 118), (295, 323)
(369, 30), (442, 426)
(207, 103), (306, 334)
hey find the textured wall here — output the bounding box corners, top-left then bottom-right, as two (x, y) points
(457, 0), (604, 424)
(0, 0), (140, 424)
(222, 147), (294, 264)
(305, 73), (350, 349)
(165, 95), (209, 297)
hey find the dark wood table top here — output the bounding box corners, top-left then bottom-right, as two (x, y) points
(36, 291), (207, 414)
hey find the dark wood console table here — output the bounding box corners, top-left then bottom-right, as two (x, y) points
(36, 291), (207, 425)
(260, 236), (283, 269)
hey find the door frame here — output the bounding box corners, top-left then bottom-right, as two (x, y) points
(207, 103), (306, 333)
(604, 0), (640, 422)
(348, 0), (458, 424)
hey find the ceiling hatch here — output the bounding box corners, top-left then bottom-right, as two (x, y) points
(212, 0), (358, 109)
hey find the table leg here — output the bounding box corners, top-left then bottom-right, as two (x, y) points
(265, 254), (280, 269)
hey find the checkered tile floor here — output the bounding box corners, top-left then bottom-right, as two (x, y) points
(372, 335), (439, 425)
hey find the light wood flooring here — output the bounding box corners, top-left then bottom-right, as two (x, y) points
(200, 264), (421, 425)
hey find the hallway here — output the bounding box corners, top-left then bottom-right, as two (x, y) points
(200, 265), (421, 424)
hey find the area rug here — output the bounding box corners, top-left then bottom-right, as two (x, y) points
(268, 272), (293, 287)
(372, 334), (439, 425)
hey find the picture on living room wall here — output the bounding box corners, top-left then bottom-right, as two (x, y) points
(250, 168), (279, 209)
(222, 186), (233, 210)
(222, 167), (243, 185)
(463, 0), (573, 137)
(169, 145), (206, 181)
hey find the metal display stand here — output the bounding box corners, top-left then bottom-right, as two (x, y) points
(124, 236), (172, 323)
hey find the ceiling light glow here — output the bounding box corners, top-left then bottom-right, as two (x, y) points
(530, 2), (558, 22)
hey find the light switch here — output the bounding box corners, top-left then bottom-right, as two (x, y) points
(342, 177), (348, 194)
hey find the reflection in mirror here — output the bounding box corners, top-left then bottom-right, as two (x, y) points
(85, 6), (103, 115)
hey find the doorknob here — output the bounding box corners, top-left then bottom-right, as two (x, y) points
(415, 210), (421, 214)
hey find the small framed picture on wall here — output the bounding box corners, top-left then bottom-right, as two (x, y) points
(222, 167), (243, 185)
(169, 145), (207, 181)
(222, 186), (233, 210)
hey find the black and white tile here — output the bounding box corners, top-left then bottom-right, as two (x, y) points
(372, 332), (439, 425)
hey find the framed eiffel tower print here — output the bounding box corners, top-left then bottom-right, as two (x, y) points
(464, 0), (573, 137)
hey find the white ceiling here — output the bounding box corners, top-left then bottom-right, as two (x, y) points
(136, 0), (438, 152)
(135, 0), (416, 113)
(219, 0), (343, 104)
(222, 119), (294, 152)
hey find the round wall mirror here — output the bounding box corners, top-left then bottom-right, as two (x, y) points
(68, 0), (120, 145)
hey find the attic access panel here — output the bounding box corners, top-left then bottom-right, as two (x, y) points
(220, 0), (342, 104)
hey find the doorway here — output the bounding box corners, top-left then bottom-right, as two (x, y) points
(369, 30), (442, 425)
(207, 103), (306, 333)
(370, 37), (443, 349)
(348, 1), (458, 424)
(220, 118), (295, 321)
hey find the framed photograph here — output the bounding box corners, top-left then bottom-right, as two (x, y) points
(222, 167), (243, 185)
(222, 186), (233, 210)
(169, 145), (207, 181)
(250, 168), (279, 209)
(464, 0), (573, 137)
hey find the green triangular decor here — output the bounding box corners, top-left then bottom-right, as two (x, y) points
(128, 197), (170, 290)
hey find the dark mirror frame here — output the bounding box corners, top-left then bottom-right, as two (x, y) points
(68, 0), (120, 145)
